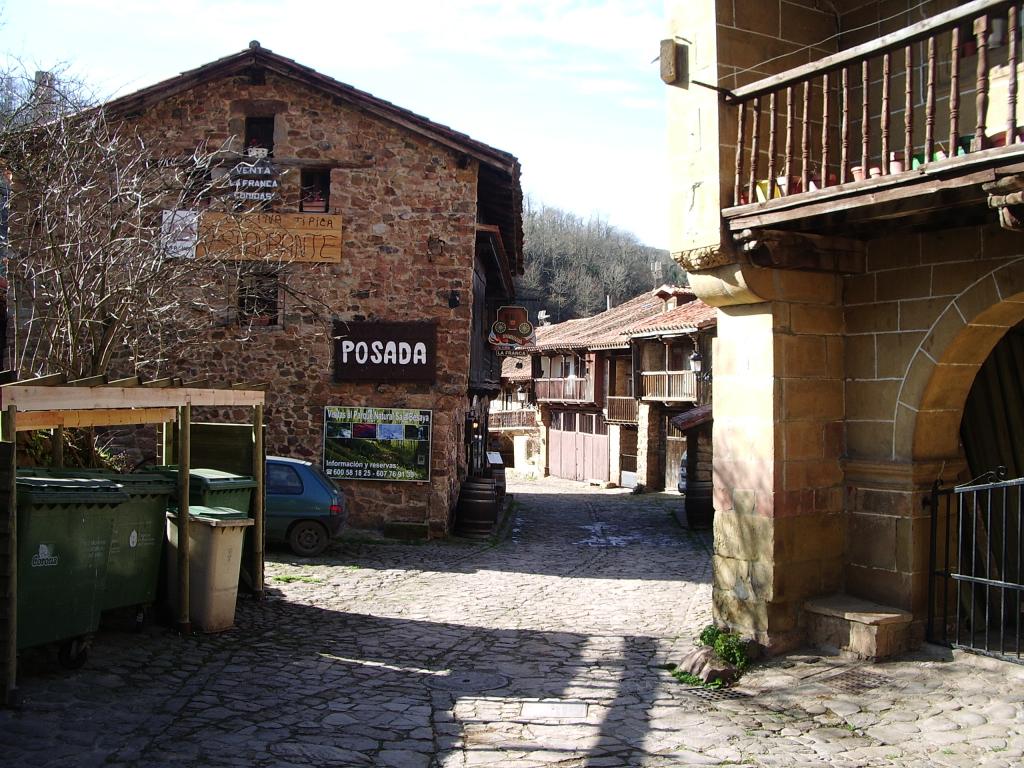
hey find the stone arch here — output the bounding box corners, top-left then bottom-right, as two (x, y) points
(895, 257), (1024, 462)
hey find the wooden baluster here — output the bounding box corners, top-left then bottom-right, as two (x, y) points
(748, 97), (760, 203)
(975, 14), (990, 150)
(861, 59), (870, 174)
(926, 35), (936, 162)
(734, 102), (745, 206)
(785, 86), (794, 194)
(841, 67), (850, 183)
(905, 44), (913, 169)
(881, 52), (891, 174)
(1008, 5), (1018, 146)
(822, 71), (831, 187)
(768, 92), (778, 198)
(950, 27), (960, 158)
(802, 80), (811, 191)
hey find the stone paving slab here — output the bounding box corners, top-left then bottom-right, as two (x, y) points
(0, 476), (1023, 766)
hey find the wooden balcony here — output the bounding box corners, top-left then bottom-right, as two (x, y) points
(641, 371), (697, 402)
(535, 377), (594, 404)
(723, 0), (1024, 242)
(606, 396), (639, 424)
(488, 408), (537, 430)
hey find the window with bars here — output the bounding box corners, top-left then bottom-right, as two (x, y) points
(238, 271), (280, 325)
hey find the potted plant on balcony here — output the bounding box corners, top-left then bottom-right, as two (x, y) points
(302, 188), (326, 213)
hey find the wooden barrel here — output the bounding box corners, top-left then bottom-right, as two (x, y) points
(685, 480), (714, 529)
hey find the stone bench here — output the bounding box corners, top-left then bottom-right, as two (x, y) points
(804, 594), (913, 660)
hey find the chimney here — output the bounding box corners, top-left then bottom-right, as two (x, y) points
(30, 70), (60, 122)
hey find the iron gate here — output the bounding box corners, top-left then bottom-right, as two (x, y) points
(929, 469), (1024, 663)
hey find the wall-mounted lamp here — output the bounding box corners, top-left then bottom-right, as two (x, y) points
(515, 386), (527, 404)
(448, 290), (460, 308)
(690, 349), (703, 373)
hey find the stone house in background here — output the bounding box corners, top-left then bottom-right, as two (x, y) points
(103, 43), (523, 538)
(492, 287), (716, 508)
(665, 0), (1024, 660)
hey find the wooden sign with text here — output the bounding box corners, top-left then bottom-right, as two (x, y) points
(197, 211), (342, 263)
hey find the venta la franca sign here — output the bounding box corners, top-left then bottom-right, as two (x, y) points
(333, 320), (437, 383)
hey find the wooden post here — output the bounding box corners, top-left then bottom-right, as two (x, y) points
(950, 26), (961, 157)
(3, 406), (16, 707)
(734, 103), (746, 206)
(251, 404), (264, 599)
(768, 92), (778, 198)
(785, 86), (795, 191)
(801, 80), (811, 191)
(748, 97), (761, 203)
(926, 35), (937, 162)
(1009, 5), (1019, 147)
(861, 59), (870, 171)
(905, 45), (914, 168)
(881, 53), (891, 174)
(52, 427), (64, 468)
(841, 67), (850, 182)
(176, 404), (191, 635)
(822, 72), (831, 187)
(975, 14), (990, 150)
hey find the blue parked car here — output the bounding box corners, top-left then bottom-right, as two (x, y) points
(266, 456), (347, 556)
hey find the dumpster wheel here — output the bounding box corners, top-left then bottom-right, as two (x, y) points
(58, 637), (90, 670)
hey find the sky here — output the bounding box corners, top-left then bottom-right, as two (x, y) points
(0, 0), (670, 249)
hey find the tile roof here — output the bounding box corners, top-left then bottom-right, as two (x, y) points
(500, 355), (532, 382)
(626, 298), (717, 336)
(530, 288), (695, 352)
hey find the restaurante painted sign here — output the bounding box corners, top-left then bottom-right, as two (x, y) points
(197, 211), (342, 262)
(333, 320), (437, 383)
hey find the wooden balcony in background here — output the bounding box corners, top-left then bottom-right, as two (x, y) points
(606, 396), (638, 424)
(535, 377), (594, 403)
(488, 408), (537, 430)
(641, 371), (697, 402)
(724, 0), (1024, 239)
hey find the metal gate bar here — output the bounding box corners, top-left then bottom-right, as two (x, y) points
(929, 470), (1024, 664)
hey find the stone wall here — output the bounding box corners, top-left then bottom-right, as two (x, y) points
(127, 71), (483, 536)
(636, 401), (663, 489)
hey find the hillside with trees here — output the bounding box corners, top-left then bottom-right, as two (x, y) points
(515, 199), (685, 323)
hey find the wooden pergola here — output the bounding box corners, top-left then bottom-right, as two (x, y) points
(0, 374), (266, 706)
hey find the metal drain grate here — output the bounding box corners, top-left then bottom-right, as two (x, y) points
(824, 669), (893, 694)
(678, 686), (750, 702)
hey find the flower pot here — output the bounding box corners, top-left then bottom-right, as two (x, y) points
(889, 159), (904, 174)
(301, 201), (327, 212)
(851, 166), (866, 182)
(869, 166), (882, 178)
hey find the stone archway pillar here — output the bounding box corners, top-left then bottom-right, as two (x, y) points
(637, 401), (663, 489)
(691, 257), (848, 652)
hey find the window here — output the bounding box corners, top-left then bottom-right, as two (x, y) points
(267, 463), (303, 495)
(300, 168), (330, 212)
(244, 116), (275, 156)
(238, 271), (279, 325)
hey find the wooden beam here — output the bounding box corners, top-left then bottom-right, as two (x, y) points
(252, 404), (265, 599)
(726, 168), (996, 231)
(15, 407), (178, 432)
(729, 0), (1010, 101)
(0, 386), (265, 412)
(2, 406), (16, 707)
(177, 404), (191, 635)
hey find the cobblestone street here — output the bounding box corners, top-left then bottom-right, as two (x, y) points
(1, 476), (1024, 766)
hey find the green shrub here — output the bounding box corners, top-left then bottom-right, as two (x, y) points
(697, 624), (750, 672)
(698, 625), (722, 647)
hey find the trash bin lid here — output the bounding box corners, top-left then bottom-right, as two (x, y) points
(19, 469), (175, 496)
(15, 476), (129, 505)
(189, 468), (257, 491)
(168, 505), (251, 520)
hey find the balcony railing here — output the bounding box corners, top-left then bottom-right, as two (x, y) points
(535, 377), (593, 403)
(726, 0), (1021, 211)
(606, 396), (639, 423)
(488, 408), (537, 430)
(641, 371), (698, 402)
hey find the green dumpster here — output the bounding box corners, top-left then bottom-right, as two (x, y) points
(18, 469), (176, 612)
(156, 467), (257, 513)
(15, 476), (127, 666)
(166, 506), (254, 632)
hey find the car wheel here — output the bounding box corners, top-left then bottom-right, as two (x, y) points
(288, 520), (329, 557)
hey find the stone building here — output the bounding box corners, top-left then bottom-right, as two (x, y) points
(104, 43), (522, 537)
(665, 0), (1024, 660)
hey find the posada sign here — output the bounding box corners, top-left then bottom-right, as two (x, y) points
(333, 320), (437, 383)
